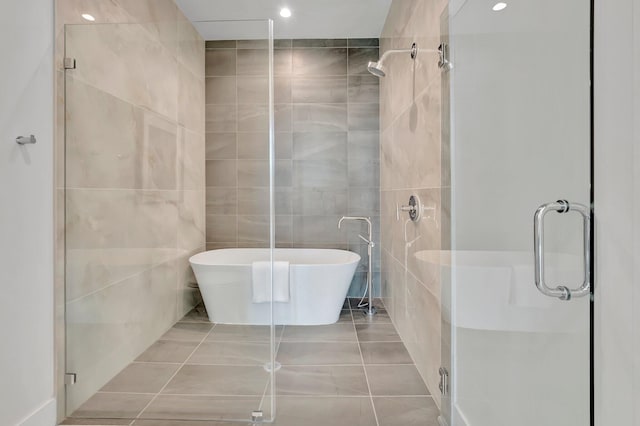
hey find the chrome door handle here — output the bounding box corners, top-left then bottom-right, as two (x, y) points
(533, 200), (591, 301)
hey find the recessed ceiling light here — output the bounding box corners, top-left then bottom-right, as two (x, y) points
(492, 2), (507, 11)
(280, 7), (292, 18)
(81, 13), (96, 21)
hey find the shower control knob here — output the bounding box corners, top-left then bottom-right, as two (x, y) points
(399, 195), (422, 222)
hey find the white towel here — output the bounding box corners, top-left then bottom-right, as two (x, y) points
(252, 261), (290, 303)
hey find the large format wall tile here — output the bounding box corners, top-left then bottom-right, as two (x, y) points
(177, 17), (205, 78)
(65, 247), (177, 302)
(293, 103), (348, 132)
(348, 75), (380, 103)
(237, 47), (294, 76)
(206, 215), (237, 242)
(237, 133), (269, 159)
(349, 103), (380, 131)
(293, 216), (349, 245)
(206, 133), (237, 159)
(292, 48), (348, 76)
(237, 160), (270, 188)
(206, 105), (237, 132)
(66, 261), (178, 412)
(390, 88), (440, 189)
(65, 77), (144, 189)
(292, 77), (348, 103)
(275, 77), (293, 103)
(117, 0), (179, 54)
(179, 127), (205, 191)
(237, 49), (270, 76)
(66, 189), (179, 250)
(293, 39), (348, 48)
(178, 190), (206, 251)
(178, 64), (205, 133)
(237, 215), (271, 245)
(205, 49), (236, 76)
(58, 3), (205, 416)
(237, 105), (269, 131)
(349, 189), (381, 216)
(379, 0), (447, 406)
(348, 131), (380, 159)
(207, 188), (237, 215)
(293, 160), (348, 188)
(67, 76), (196, 191)
(237, 76), (268, 104)
(206, 160), (237, 187)
(206, 76), (237, 104)
(291, 189), (348, 216)
(66, 23), (179, 121)
(205, 39), (380, 294)
(348, 48), (380, 75)
(292, 132), (348, 160)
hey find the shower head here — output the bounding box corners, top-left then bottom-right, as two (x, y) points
(366, 43), (418, 78)
(367, 61), (387, 77)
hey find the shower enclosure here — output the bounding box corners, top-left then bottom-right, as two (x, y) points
(62, 18), (277, 423)
(441, 0), (592, 425)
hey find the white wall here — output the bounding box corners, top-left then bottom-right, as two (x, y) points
(594, 0), (640, 424)
(0, 0), (56, 425)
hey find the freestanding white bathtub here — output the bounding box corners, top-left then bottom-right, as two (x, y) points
(189, 248), (360, 325)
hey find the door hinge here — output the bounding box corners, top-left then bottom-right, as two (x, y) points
(438, 367), (449, 396)
(64, 58), (76, 70)
(251, 410), (263, 424)
(64, 373), (77, 386)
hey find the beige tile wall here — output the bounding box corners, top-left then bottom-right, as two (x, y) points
(204, 39), (381, 297)
(55, 0), (205, 417)
(379, 0), (448, 406)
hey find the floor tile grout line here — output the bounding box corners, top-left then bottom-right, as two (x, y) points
(352, 312), (380, 426)
(93, 391), (160, 396)
(275, 363), (418, 367)
(133, 322), (218, 422)
(89, 392), (432, 399)
(370, 394), (436, 399)
(277, 364), (364, 367)
(127, 362), (415, 368)
(278, 340), (400, 343)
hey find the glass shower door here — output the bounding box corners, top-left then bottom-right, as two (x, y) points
(443, 0), (592, 425)
(63, 19), (276, 423)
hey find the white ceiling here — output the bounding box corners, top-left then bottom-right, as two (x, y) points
(175, 0), (393, 40)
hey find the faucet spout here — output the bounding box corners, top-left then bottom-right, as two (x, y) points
(337, 216), (372, 229)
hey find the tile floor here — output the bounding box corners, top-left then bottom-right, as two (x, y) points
(63, 299), (439, 426)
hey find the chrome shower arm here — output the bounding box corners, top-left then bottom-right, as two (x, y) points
(377, 48), (414, 63)
(369, 42), (452, 77)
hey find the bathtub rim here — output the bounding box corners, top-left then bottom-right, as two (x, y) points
(189, 247), (361, 267)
